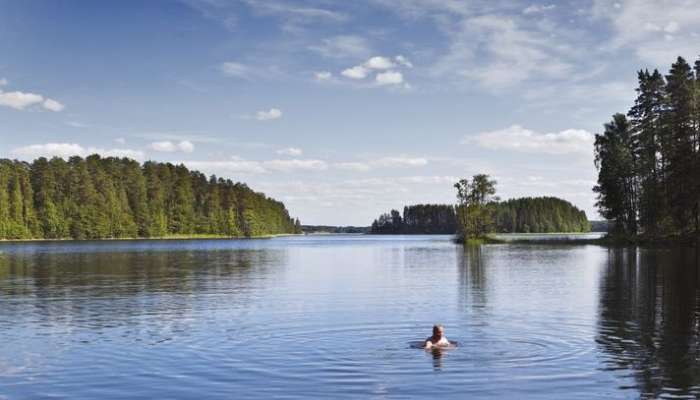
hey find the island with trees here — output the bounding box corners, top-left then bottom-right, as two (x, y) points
(0, 155), (301, 240)
(370, 193), (590, 237)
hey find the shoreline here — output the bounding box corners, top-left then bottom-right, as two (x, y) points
(0, 233), (304, 243)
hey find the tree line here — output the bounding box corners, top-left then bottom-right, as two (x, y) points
(594, 55), (700, 239)
(370, 196), (589, 235)
(0, 155), (301, 240)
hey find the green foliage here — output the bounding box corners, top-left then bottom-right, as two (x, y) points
(454, 174), (498, 239)
(594, 55), (700, 239)
(370, 197), (589, 234)
(0, 155), (299, 239)
(492, 197), (590, 233)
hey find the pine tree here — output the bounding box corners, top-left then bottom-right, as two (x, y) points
(664, 57), (696, 234)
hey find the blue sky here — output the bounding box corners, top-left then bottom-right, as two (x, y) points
(1, 0), (699, 225)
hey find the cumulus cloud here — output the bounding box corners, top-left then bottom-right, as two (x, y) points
(276, 147), (303, 156)
(150, 140), (195, 153)
(375, 71), (404, 85)
(0, 91), (44, 110)
(42, 98), (65, 112)
(364, 56), (395, 70)
(10, 143), (145, 161)
(464, 125), (594, 155)
(0, 93), (63, 111)
(340, 55), (412, 84)
(341, 65), (369, 79)
(255, 108), (283, 121)
(0, 82), (65, 112)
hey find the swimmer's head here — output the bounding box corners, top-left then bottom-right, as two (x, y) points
(432, 324), (444, 338)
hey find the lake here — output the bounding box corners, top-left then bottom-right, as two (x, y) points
(1, 235), (699, 399)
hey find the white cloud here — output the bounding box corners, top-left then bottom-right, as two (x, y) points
(418, 10), (580, 90)
(276, 147), (303, 156)
(308, 35), (371, 59)
(150, 140), (195, 153)
(522, 4), (556, 14)
(0, 82), (65, 112)
(340, 55), (412, 84)
(341, 65), (369, 79)
(464, 125), (594, 155)
(245, 2), (347, 23)
(10, 143), (145, 161)
(376, 71), (404, 85)
(255, 108), (282, 121)
(115, 137), (126, 144)
(0, 91), (44, 110)
(42, 98), (65, 112)
(364, 56), (395, 70)
(592, 0), (700, 65)
(314, 71), (333, 81)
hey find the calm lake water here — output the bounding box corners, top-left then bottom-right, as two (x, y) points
(1, 235), (699, 399)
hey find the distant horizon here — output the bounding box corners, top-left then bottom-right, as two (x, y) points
(2, 1), (698, 225)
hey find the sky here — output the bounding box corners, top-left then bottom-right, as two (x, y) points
(1, 0), (699, 225)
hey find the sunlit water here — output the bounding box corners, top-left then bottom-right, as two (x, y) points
(1, 235), (699, 399)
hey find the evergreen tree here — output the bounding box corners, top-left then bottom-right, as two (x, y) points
(594, 114), (637, 236)
(0, 156), (299, 240)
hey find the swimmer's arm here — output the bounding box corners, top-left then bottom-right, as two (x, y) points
(424, 340), (433, 349)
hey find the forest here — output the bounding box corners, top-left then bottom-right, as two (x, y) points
(0, 155), (301, 240)
(594, 56), (700, 239)
(370, 197), (590, 234)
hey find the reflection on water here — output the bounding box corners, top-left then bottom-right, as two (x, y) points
(0, 248), (287, 334)
(597, 247), (700, 398)
(457, 244), (487, 309)
(1, 236), (700, 398)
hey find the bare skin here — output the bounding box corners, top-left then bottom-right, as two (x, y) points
(424, 325), (451, 349)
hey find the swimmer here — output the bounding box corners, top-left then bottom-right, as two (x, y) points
(424, 324), (451, 349)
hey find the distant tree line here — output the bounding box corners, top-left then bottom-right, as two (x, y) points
(370, 197), (590, 234)
(371, 204), (457, 234)
(493, 197), (590, 233)
(593, 56), (700, 239)
(301, 225), (370, 234)
(0, 155), (301, 240)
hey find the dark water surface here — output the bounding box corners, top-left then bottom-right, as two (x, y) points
(1, 235), (699, 399)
